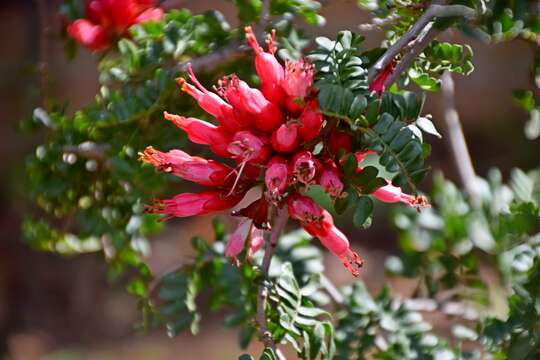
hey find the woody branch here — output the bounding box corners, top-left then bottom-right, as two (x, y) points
(256, 207), (288, 355)
(368, 0), (476, 85)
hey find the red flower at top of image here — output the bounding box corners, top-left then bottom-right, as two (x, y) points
(67, 0), (164, 51)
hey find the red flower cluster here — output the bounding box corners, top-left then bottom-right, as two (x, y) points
(67, 0), (163, 51)
(141, 27), (427, 276)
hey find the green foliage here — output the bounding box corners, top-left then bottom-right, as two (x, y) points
(151, 229), (259, 338)
(310, 31), (430, 196)
(335, 282), (461, 359)
(310, 31), (369, 120)
(148, 225), (337, 359)
(269, 263), (336, 359)
(410, 41), (474, 91)
(390, 168), (540, 357)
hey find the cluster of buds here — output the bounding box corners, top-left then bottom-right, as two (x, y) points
(67, 0), (164, 51)
(141, 27), (428, 276)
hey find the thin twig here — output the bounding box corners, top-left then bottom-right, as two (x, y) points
(368, 1), (476, 82)
(383, 24), (440, 88)
(257, 207), (289, 352)
(441, 71), (479, 203)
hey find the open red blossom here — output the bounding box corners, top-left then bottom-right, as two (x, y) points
(143, 27), (429, 274)
(67, 0), (163, 51)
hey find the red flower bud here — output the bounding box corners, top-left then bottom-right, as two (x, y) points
(164, 112), (231, 157)
(67, 20), (109, 51)
(372, 182), (430, 208)
(369, 62), (394, 96)
(292, 150), (321, 185)
(248, 228), (265, 256)
(245, 26), (286, 107)
(298, 107), (323, 142)
(271, 122), (300, 153)
(328, 131), (352, 155)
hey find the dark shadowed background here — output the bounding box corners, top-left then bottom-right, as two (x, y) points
(0, 0), (538, 359)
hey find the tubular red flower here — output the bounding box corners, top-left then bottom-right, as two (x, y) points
(319, 165), (344, 198)
(265, 156), (290, 201)
(271, 122), (300, 153)
(315, 225), (363, 277)
(282, 59), (314, 99)
(287, 194), (325, 226)
(225, 218), (252, 257)
(292, 150), (321, 185)
(134, 7), (164, 22)
(67, 19), (109, 51)
(227, 131), (271, 165)
(146, 190), (244, 219)
(164, 112), (231, 157)
(372, 182), (430, 208)
(328, 130), (352, 156)
(369, 62), (394, 96)
(288, 194), (363, 276)
(68, 0), (163, 51)
(177, 66), (241, 133)
(140, 146), (232, 187)
(219, 76), (283, 132)
(248, 227), (265, 256)
(245, 26), (286, 107)
(298, 107), (323, 142)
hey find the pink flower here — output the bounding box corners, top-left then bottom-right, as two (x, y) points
(164, 112), (231, 157)
(372, 182), (430, 208)
(328, 130), (352, 156)
(319, 165), (344, 198)
(298, 106), (323, 142)
(288, 194), (363, 276)
(147, 190), (244, 219)
(67, 0), (163, 51)
(139, 146), (232, 187)
(143, 27), (429, 276)
(265, 156), (290, 200)
(227, 131), (271, 165)
(177, 67), (241, 133)
(282, 59), (314, 114)
(369, 62), (394, 96)
(67, 20), (109, 51)
(292, 150), (321, 185)
(225, 219), (253, 257)
(219, 76), (283, 132)
(271, 122), (300, 153)
(245, 26), (285, 107)
(287, 194), (325, 226)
